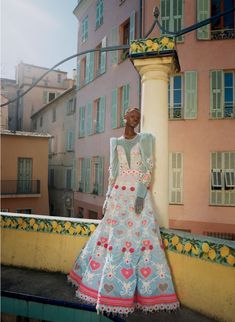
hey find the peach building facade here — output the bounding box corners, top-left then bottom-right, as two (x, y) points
(31, 86), (76, 217)
(73, 0), (234, 236)
(1, 130), (50, 215)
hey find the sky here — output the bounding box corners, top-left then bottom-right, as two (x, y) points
(1, 0), (78, 80)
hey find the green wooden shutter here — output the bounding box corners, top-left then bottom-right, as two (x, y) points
(210, 70), (223, 119)
(85, 53), (90, 84)
(111, 88), (118, 129)
(111, 26), (118, 65)
(81, 159), (85, 191)
(43, 91), (47, 104)
(98, 96), (105, 133)
(76, 60), (81, 89)
(184, 71), (198, 119)
(89, 52), (94, 81)
(100, 36), (107, 74)
(79, 106), (85, 137)
(87, 102), (93, 135)
(85, 158), (91, 193)
(173, 0), (184, 42)
(130, 11), (135, 41)
(121, 84), (130, 126)
(98, 156), (104, 195)
(197, 0), (210, 40)
(160, 0), (170, 35)
(66, 129), (72, 151)
(169, 152), (183, 204)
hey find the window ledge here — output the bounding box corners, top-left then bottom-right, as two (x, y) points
(1, 194), (41, 199)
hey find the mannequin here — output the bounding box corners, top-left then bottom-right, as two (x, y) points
(68, 107), (180, 315)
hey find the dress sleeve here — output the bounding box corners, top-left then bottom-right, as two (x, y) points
(106, 138), (118, 198)
(137, 133), (154, 199)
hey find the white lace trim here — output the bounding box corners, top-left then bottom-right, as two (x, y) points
(96, 303), (135, 315)
(76, 290), (97, 305)
(136, 301), (180, 312)
(67, 275), (80, 288)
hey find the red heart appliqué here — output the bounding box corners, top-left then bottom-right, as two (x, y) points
(140, 267), (152, 278)
(90, 260), (100, 271)
(121, 268), (134, 279)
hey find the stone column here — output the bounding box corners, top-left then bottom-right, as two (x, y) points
(132, 56), (178, 228)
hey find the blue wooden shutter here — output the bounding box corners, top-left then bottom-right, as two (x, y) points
(76, 60), (81, 89)
(87, 102), (93, 135)
(79, 106), (85, 137)
(160, 0), (170, 35)
(121, 84), (129, 126)
(197, 0), (210, 40)
(98, 156), (104, 195)
(173, 0), (184, 42)
(111, 26), (118, 65)
(100, 36), (107, 74)
(85, 53), (90, 84)
(98, 96), (105, 133)
(130, 11), (135, 41)
(111, 88), (118, 129)
(89, 52), (94, 81)
(210, 70), (223, 119)
(184, 71), (198, 119)
(85, 158), (91, 193)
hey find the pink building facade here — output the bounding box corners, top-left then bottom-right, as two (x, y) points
(73, 0), (235, 237)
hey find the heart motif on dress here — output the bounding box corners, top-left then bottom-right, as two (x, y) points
(142, 220), (147, 225)
(128, 221), (133, 227)
(143, 240), (150, 247)
(126, 242), (132, 248)
(159, 283), (168, 292)
(121, 268), (134, 279)
(140, 267), (152, 278)
(101, 237), (108, 243)
(90, 260), (100, 271)
(116, 230), (123, 235)
(112, 219), (117, 225)
(104, 283), (114, 293)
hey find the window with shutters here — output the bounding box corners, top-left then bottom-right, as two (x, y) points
(169, 152), (183, 204)
(78, 157), (91, 193)
(210, 70), (235, 119)
(96, 0), (104, 29)
(39, 116), (43, 127)
(111, 84), (130, 128)
(95, 96), (106, 133)
(66, 129), (74, 151)
(80, 57), (86, 87)
(66, 168), (72, 189)
(160, 0), (184, 42)
(210, 152), (235, 206)
(78, 106), (86, 138)
(92, 156), (104, 196)
(78, 158), (85, 192)
(82, 16), (88, 43)
(95, 37), (106, 77)
(168, 72), (198, 120)
(197, 0), (235, 40)
(66, 98), (76, 115)
(119, 11), (135, 61)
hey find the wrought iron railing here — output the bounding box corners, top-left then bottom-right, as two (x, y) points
(168, 107), (184, 119)
(211, 28), (235, 40)
(1, 180), (40, 195)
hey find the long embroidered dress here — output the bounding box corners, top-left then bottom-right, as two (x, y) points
(68, 133), (179, 315)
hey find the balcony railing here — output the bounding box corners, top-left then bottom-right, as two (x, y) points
(211, 28), (235, 40)
(168, 107), (184, 119)
(1, 180), (40, 195)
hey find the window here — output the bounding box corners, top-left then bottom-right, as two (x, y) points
(33, 119), (37, 131)
(110, 27), (119, 65)
(85, 52), (94, 84)
(66, 168), (72, 189)
(82, 16), (88, 43)
(17, 158), (32, 193)
(57, 74), (61, 83)
(66, 98), (76, 115)
(52, 108), (56, 122)
(119, 12), (135, 61)
(169, 152), (183, 204)
(92, 156), (104, 195)
(96, 0), (104, 29)
(87, 97), (106, 135)
(197, 0), (235, 40)
(49, 92), (56, 102)
(79, 158), (91, 193)
(66, 129), (74, 151)
(111, 84), (130, 128)
(160, 0), (184, 42)
(77, 207), (84, 218)
(211, 0), (235, 39)
(43, 91), (57, 104)
(40, 116), (43, 127)
(210, 152), (235, 206)
(49, 136), (57, 154)
(210, 70), (235, 119)
(168, 72), (198, 120)
(95, 37), (107, 76)
(88, 210), (98, 219)
(78, 106), (85, 138)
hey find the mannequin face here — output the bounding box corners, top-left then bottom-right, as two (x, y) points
(125, 109), (141, 128)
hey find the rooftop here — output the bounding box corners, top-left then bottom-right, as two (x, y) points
(1, 265), (217, 322)
(1, 129), (51, 138)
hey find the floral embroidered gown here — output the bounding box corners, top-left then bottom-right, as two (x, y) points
(68, 133), (179, 315)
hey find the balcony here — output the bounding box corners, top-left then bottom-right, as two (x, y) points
(1, 180), (40, 198)
(211, 28), (235, 40)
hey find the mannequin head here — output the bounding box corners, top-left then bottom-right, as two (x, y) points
(124, 107), (141, 129)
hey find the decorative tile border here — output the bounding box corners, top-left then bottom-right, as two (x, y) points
(0, 214), (98, 237)
(161, 229), (235, 267)
(1, 213), (234, 267)
(129, 36), (175, 56)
